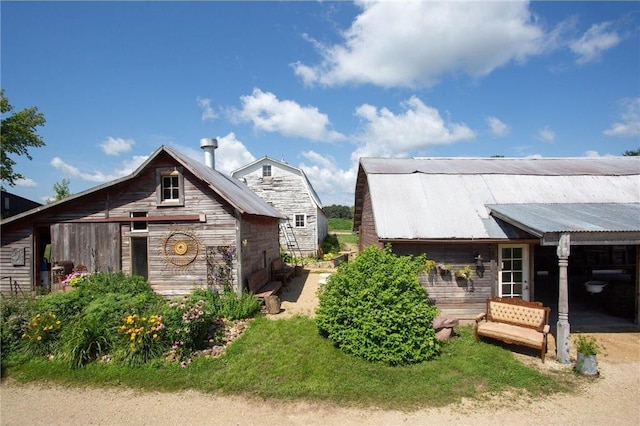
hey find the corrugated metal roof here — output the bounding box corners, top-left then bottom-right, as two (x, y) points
(487, 203), (640, 235)
(359, 157), (640, 240)
(361, 157), (640, 176)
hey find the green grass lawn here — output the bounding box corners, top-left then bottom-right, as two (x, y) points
(4, 316), (571, 410)
(328, 218), (353, 231)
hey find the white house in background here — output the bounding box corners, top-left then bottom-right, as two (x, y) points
(232, 157), (328, 258)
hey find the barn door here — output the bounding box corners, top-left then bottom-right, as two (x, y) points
(131, 237), (148, 280)
(498, 245), (530, 301)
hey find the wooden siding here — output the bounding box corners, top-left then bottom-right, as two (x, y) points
(240, 215), (281, 292)
(392, 242), (497, 320)
(358, 180), (383, 250)
(0, 152), (281, 297)
(51, 223), (121, 272)
(0, 226), (33, 294)
(118, 158), (241, 296)
(237, 164), (321, 257)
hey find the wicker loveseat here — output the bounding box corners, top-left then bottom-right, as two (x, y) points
(475, 297), (551, 362)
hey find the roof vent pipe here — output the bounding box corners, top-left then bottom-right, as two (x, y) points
(200, 138), (218, 169)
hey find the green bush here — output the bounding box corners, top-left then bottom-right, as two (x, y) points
(60, 292), (163, 368)
(216, 285), (261, 320)
(1, 295), (38, 364)
(36, 290), (87, 324)
(113, 313), (168, 366)
(316, 245), (441, 365)
(321, 233), (341, 256)
(21, 311), (62, 357)
(61, 314), (110, 368)
(77, 272), (154, 297)
(162, 294), (218, 360)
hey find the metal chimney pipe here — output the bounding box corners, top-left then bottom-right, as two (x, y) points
(200, 138), (218, 169)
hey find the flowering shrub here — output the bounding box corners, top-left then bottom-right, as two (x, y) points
(62, 271), (89, 286)
(116, 314), (166, 366)
(163, 296), (216, 361)
(22, 311), (62, 356)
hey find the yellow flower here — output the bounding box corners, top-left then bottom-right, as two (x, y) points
(130, 333), (136, 340)
(152, 334), (158, 339)
(37, 336), (42, 341)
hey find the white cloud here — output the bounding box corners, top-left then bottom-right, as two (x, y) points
(603, 98), (640, 137)
(15, 177), (37, 187)
(352, 96), (476, 159)
(293, 1), (546, 88)
(170, 133), (255, 176)
(537, 126), (556, 143)
(197, 97), (218, 121)
(99, 137), (135, 156)
(216, 133), (256, 175)
(570, 22), (620, 65)
(50, 155), (145, 183)
(298, 151), (357, 206)
(486, 116), (510, 137)
(230, 88), (345, 142)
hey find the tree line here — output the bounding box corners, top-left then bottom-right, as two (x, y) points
(324, 204), (353, 219)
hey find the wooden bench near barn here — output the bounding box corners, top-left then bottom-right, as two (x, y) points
(475, 297), (551, 362)
(271, 257), (294, 284)
(246, 267), (282, 301)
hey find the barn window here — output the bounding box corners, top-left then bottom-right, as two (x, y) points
(130, 212), (148, 231)
(156, 167), (184, 206)
(295, 214), (306, 227)
(262, 165), (272, 177)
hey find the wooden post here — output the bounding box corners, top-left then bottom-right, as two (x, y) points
(556, 233), (571, 364)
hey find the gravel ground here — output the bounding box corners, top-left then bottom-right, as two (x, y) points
(2, 269), (639, 426)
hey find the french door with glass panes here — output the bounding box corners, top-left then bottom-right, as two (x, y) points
(498, 245), (529, 300)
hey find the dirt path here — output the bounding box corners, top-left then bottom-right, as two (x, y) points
(2, 270), (639, 426)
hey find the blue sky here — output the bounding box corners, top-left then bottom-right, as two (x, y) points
(2, 1), (639, 206)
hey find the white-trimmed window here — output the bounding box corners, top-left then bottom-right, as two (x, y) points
(130, 212), (148, 232)
(157, 167), (184, 206)
(262, 165), (272, 177)
(295, 214), (306, 227)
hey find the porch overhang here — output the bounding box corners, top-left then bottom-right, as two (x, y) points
(487, 203), (640, 245)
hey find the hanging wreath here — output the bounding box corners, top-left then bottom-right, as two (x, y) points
(162, 230), (200, 267)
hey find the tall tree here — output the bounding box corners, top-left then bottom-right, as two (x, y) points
(49, 178), (71, 203)
(0, 90), (46, 187)
(622, 148), (639, 156)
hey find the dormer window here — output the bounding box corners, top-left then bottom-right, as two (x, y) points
(157, 167), (184, 206)
(262, 165), (272, 177)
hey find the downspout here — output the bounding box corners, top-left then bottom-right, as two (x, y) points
(556, 233), (571, 364)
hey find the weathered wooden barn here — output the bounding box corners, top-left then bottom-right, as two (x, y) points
(0, 140), (285, 297)
(1, 190), (42, 219)
(231, 156), (328, 258)
(354, 157), (640, 362)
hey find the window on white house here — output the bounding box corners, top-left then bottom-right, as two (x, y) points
(130, 212), (148, 232)
(262, 165), (272, 177)
(295, 214), (305, 227)
(157, 168), (184, 206)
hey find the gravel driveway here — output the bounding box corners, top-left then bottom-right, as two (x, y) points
(2, 269), (639, 425)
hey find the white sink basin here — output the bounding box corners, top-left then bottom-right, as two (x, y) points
(584, 280), (607, 294)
